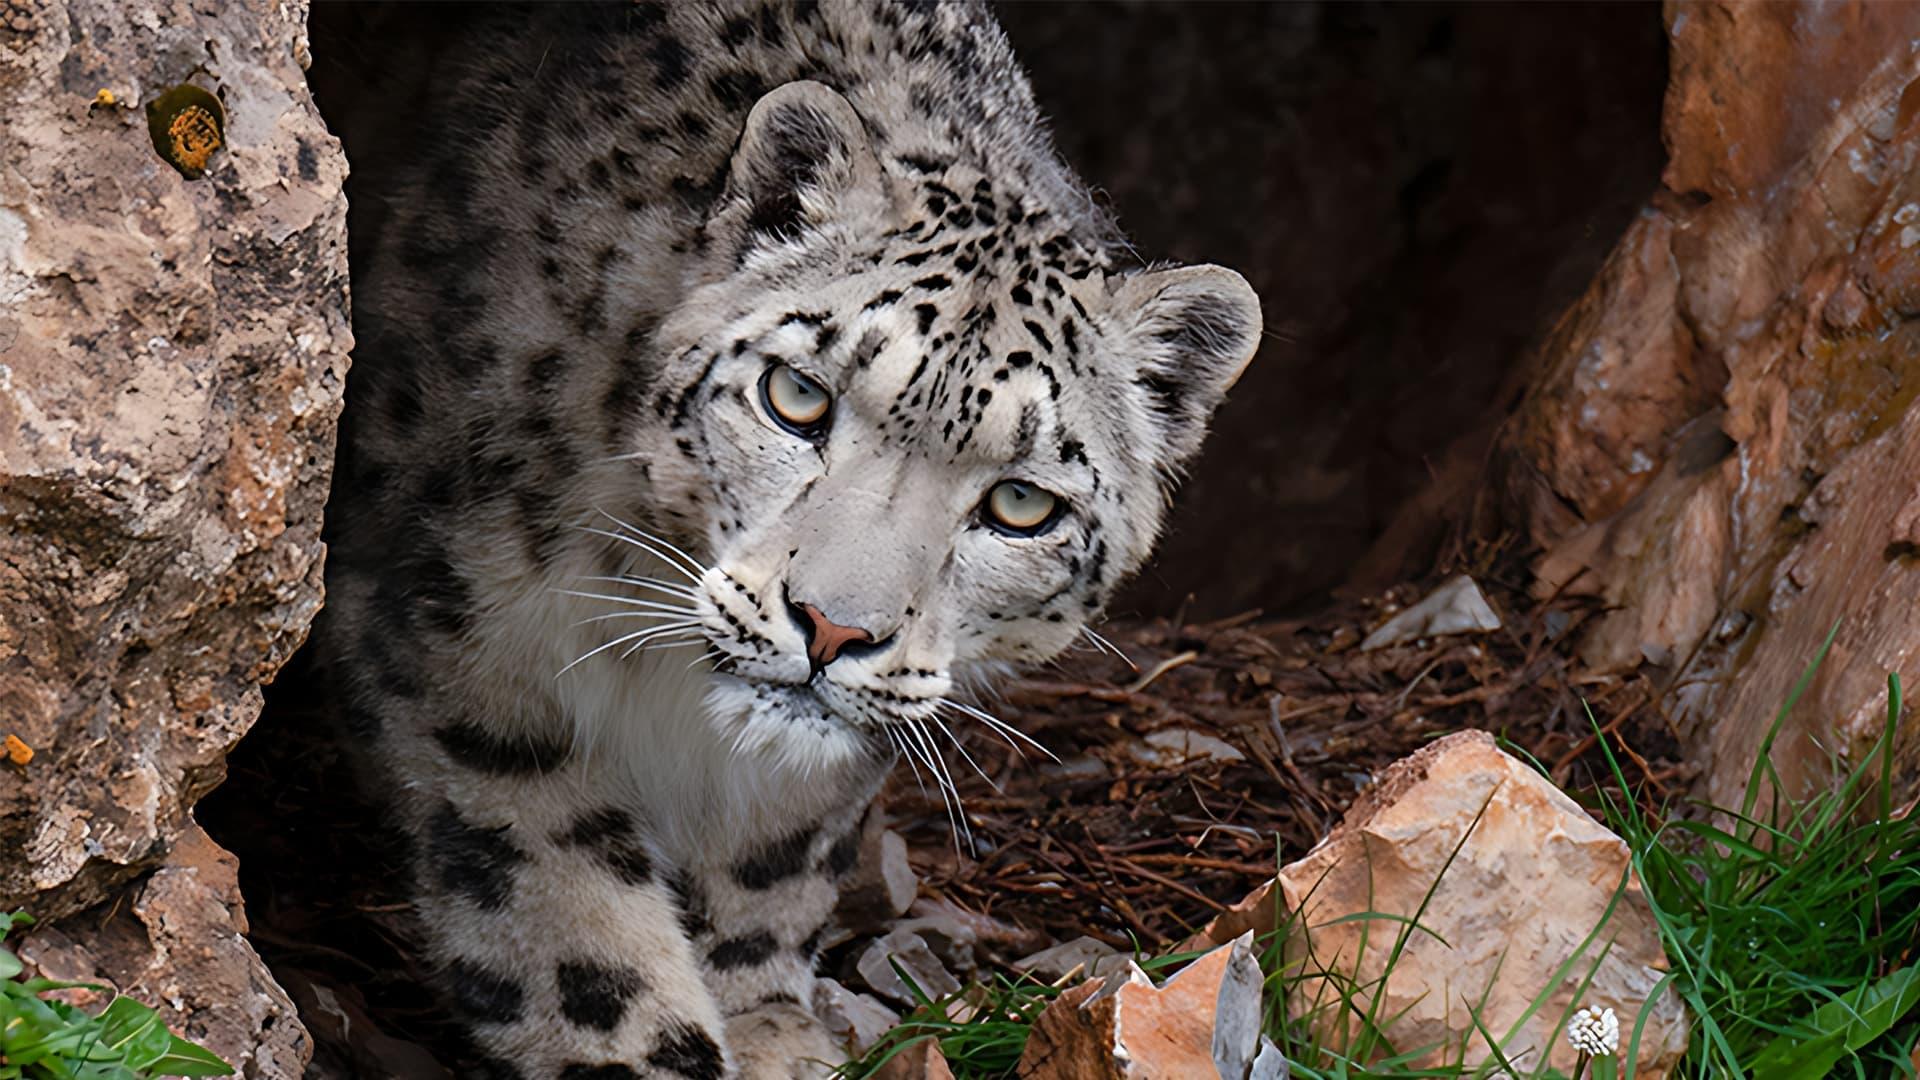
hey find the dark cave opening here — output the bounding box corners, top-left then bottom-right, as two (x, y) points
(196, 4), (1670, 1073)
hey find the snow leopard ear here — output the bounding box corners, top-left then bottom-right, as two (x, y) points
(709, 81), (889, 261)
(1113, 265), (1263, 469)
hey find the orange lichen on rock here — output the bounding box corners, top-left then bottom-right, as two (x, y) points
(167, 105), (221, 174)
(4, 733), (31, 766)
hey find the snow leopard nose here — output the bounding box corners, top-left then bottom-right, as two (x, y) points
(785, 593), (879, 671)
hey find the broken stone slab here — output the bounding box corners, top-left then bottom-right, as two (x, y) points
(1269, 730), (1686, 1073)
(1016, 932), (1270, 1079)
(1012, 934), (1129, 983)
(855, 927), (963, 1007)
(813, 976), (901, 1058)
(17, 825), (310, 1078)
(835, 815), (921, 935)
(1119, 727), (1248, 767)
(905, 894), (1051, 957)
(1359, 575), (1502, 650)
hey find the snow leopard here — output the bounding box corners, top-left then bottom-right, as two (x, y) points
(317, 2), (1262, 1076)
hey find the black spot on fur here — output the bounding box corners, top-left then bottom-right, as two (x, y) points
(446, 959), (526, 1024)
(708, 69), (768, 111)
(674, 109), (710, 140)
(914, 304), (938, 335)
(719, 15), (753, 48)
(667, 871), (713, 938)
(648, 1023), (725, 1080)
(560, 1067), (640, 1080)
(432, 720), (572, 776)
(648, 34), (692, 90)
(823, 829), (860, 876)
(731, 824), (818, 889)
(557, 959), (649, 1031)
(897, 153), (948, 174)
(554, 808), (655, 886)
(707, 931), (779, 970)
(428, 802), (526, 911)
(1024, 319), (1053, 352)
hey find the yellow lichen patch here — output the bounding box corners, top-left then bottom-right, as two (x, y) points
(144, 82), (226, 179)
(92, 87), (117, 107)
(168, 106), (221, 174)
(4, 733), (31, 766)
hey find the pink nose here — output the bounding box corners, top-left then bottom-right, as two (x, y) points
(799, 603), (874, 668)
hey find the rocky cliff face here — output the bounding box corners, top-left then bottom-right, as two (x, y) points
(1501, 1), (1920, 805)
(1, 0), (347, 1072)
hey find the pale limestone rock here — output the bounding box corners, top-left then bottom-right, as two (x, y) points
(836, 815), (921, 934)
(1013, 935), (1128, 983)
(1360, 575), (1502, 650)
(855, 928), (962, 1006)
(1017, 933), (1269, 1079)
(1275, 730), (1686, 1074)
(1124, 727), (1248, 766)
(813, 976), (901, 1057)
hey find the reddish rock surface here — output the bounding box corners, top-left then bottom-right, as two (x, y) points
(19, 825), (310, 1076)
(1500, 1), (1920, 805)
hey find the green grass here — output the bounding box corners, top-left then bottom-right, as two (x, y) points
(0, 911), (232, 1080)
(1591, 643), (1920, 1078)
(835, 646), (1920, 1079)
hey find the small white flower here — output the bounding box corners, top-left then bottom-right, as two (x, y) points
(1566, 1005), (1619, 1056)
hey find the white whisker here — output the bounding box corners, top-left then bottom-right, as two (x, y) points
(573, 526), (703, 584)
(616, 628), (705, 660)
(571, 605), (701, 625)
(591, 508), (708, 578)
(557, 620), (702, 676)
(575, 577), (701, 601)
(939, 698), (1059, 762)
(902, 718), (972, 853)
(557, 587), (699, 611)
(1081, 626), (1138, 672)
(930, 714), (1000, 793)
(686, 647), (729, 671)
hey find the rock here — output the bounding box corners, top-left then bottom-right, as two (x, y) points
(855, 928), (963, 1007)
(813, 976), (901, 1058)
(1359, 575), (1502, 651)
(1250, 1036), (1291, 1080)
(1122, 727), (1248, 766)
(835, 820), (920, 934)
(17, 825), (310, 1077)
(0, 0), (343, 1071)
(1017, 933), (1268, 1080)
(1493, 0), (1920, 807)
(1013, 935), (1128, 983)
(0, 0), (347, 920)
(870, 1038), (956, 1080)
(1271, 731), (1686, 1073)
(904, 895), (1051, 956)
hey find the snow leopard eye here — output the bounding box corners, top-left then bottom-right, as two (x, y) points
(759, 363), (832, 437)
(983, 480), (1061, 536)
